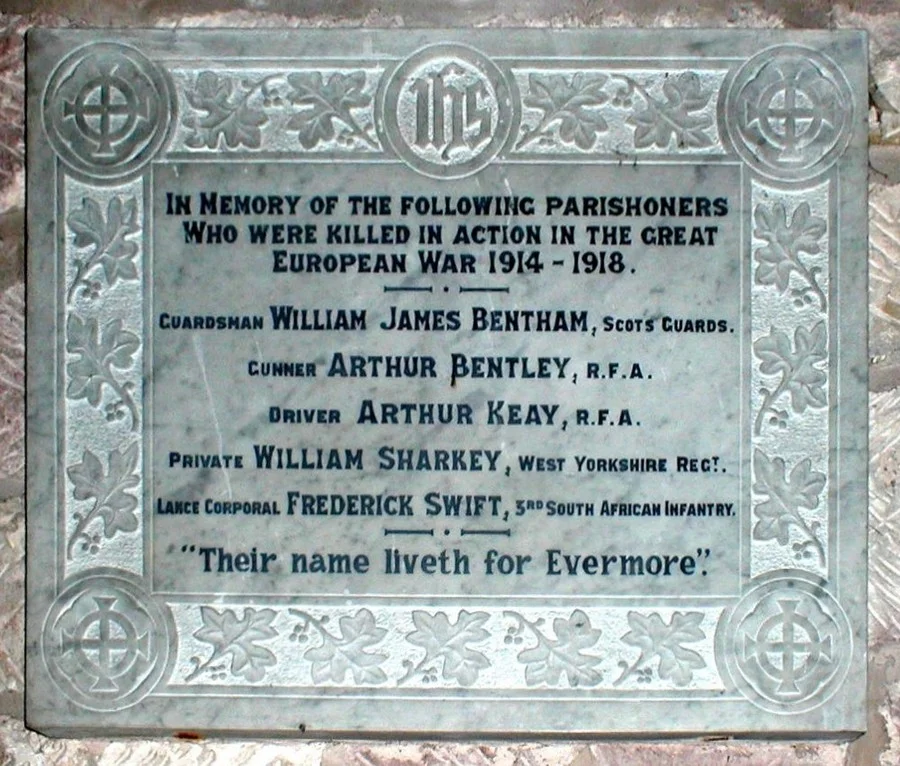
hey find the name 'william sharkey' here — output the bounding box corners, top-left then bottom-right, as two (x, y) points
(252, 444), (502, 472)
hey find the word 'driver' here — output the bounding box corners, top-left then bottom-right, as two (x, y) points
(26, 29), (867, 737)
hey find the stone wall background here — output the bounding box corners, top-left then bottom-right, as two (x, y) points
(0, 3), (898, 764)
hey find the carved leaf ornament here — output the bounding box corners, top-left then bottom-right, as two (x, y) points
(615, 611), (706, 686)
(286, 71), (377, 149)
(754, 201), (827, 310)
(518, 73), (610, 150)
(66, 442), (140, 559)
(289, 608), (388, 684)
(66, 314), (140, 430)
(753, 449), (826, 565)
(183, 70), (378, 151)
(506, 610), (604, 687)
(184, 71), (267, 149)
(401, 610), (490, 686)
(188, 607), (278, 682)
(66, 195), (140, 303)
(625, 72), (714, 149)
(753, 322), (827, 434)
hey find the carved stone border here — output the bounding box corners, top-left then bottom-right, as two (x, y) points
(26, 29), (867, 736)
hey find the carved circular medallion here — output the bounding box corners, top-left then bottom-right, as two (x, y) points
(43, 43), (172, 181)
(726, 45), (852, 181)
(380, 44), (512, 178)
(719, 575), (851, 713)
(42, 570), (170, 711)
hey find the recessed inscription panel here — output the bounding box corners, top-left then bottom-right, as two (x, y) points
(149, 161), (742, 598)
(27, 29), (867, 737)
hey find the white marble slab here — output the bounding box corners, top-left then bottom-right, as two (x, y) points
(25, 28), (868, 737)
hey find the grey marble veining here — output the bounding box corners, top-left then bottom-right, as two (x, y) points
(26, 28), (868, 737)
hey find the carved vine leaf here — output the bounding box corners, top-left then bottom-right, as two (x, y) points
(753, 449), (826, 566)
(627, 72), (713, 150)
(290, 609), (388, 684)
(65, 442), (140, 560)
(187, 607), (278, 683)
(615, 611), (706, 687)
(517, 73), (610, 151)
(184, 71), (268, 149)
(506, 610), (603, 687)
(753, 321), (827, 435)
(285, 71), (377, 150)
(754, 202), (827, 310)
(66, 314), (140, 431)
(66, 196), (140, 304)
(400, 610), (490, 687)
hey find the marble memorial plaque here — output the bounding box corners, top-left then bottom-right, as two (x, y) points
(26, 29), (868, 737)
